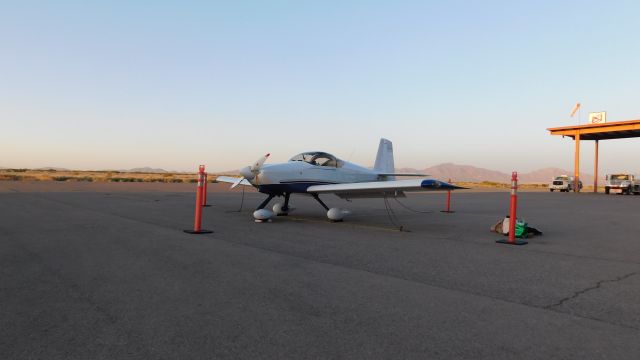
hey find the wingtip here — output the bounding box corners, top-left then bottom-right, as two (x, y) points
(445, 182), (468, 190)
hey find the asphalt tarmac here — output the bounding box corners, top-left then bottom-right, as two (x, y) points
(2, 183), (640, 359)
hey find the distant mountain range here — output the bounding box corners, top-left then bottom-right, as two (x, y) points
(126, 167), (168, 173)
(35, 167), (71, 171)
(397, 163), (594, 184)
(0, 166), (170, 173)
(2, 163), (595, 183)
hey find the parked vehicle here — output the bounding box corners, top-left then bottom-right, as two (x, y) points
(549, 175), (582, 192)
(604, 174), (640, 195)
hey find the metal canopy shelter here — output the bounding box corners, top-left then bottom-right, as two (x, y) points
(547, 119), (640, 192)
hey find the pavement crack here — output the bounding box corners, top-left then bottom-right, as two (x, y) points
(545, 271), (640, 309)
(214, 237), (640, 331)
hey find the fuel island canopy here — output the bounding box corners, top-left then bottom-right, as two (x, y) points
(547, 119), (640, 192)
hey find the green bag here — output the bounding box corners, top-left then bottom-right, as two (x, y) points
(515, 219), (528, 238)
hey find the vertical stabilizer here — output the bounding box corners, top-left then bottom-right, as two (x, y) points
(374, 138), (395, 176)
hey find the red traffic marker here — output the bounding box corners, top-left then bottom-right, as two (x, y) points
(497, 171), (527, 245)
(184, 167), (213, 234)
(202, 172), (211, 207)
(440, 178), (455, 213)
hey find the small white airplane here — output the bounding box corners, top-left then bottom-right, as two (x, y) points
(217, 138), (464, 222)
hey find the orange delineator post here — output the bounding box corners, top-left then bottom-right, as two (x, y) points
(202, 172), (211, 207)
(496, 171), (527, 245)
(193, 172), (204, 230)
(440, 178), (455, 213)
(594, 140), (599, 193)
(184, 165), (213, 234)
(508, 172), (517, 242)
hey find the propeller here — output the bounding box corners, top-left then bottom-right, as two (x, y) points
(231, 153), (270, 189)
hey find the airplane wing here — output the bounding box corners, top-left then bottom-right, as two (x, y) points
(377, 173), (429, 177)
(215, 176), (252, 187)
(307, 179), (466, 199)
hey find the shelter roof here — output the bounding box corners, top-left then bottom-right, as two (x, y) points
(547, 119), (640, 140)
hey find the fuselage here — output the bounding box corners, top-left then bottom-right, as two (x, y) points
(251, 153), (380, 195)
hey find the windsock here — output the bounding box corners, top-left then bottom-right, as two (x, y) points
(570, 102), (581, 117)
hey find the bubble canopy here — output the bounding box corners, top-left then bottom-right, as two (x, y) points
(289, 152), (341, 167)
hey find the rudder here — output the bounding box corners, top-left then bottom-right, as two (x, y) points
(374, 138), (395, 174)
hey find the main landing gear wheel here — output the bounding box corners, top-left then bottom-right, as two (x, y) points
(273, 193), (293, 216)
(253, 209), (274, 222)
(254, 194), (275, 222)
(273, 203), (295, 216)
(327, 208), (351, 222)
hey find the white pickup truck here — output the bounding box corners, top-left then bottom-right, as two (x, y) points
(549, 175), (582, 192)
(605, 174), (640, 195)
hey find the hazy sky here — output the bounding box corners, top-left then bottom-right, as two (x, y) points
(2, 0), (639, 173)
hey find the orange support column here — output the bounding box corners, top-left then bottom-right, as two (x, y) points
(574, 133), (581, 192)
(594, 140), (599, 193)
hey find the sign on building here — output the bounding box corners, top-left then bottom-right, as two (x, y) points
(588, 112), (606, 124)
